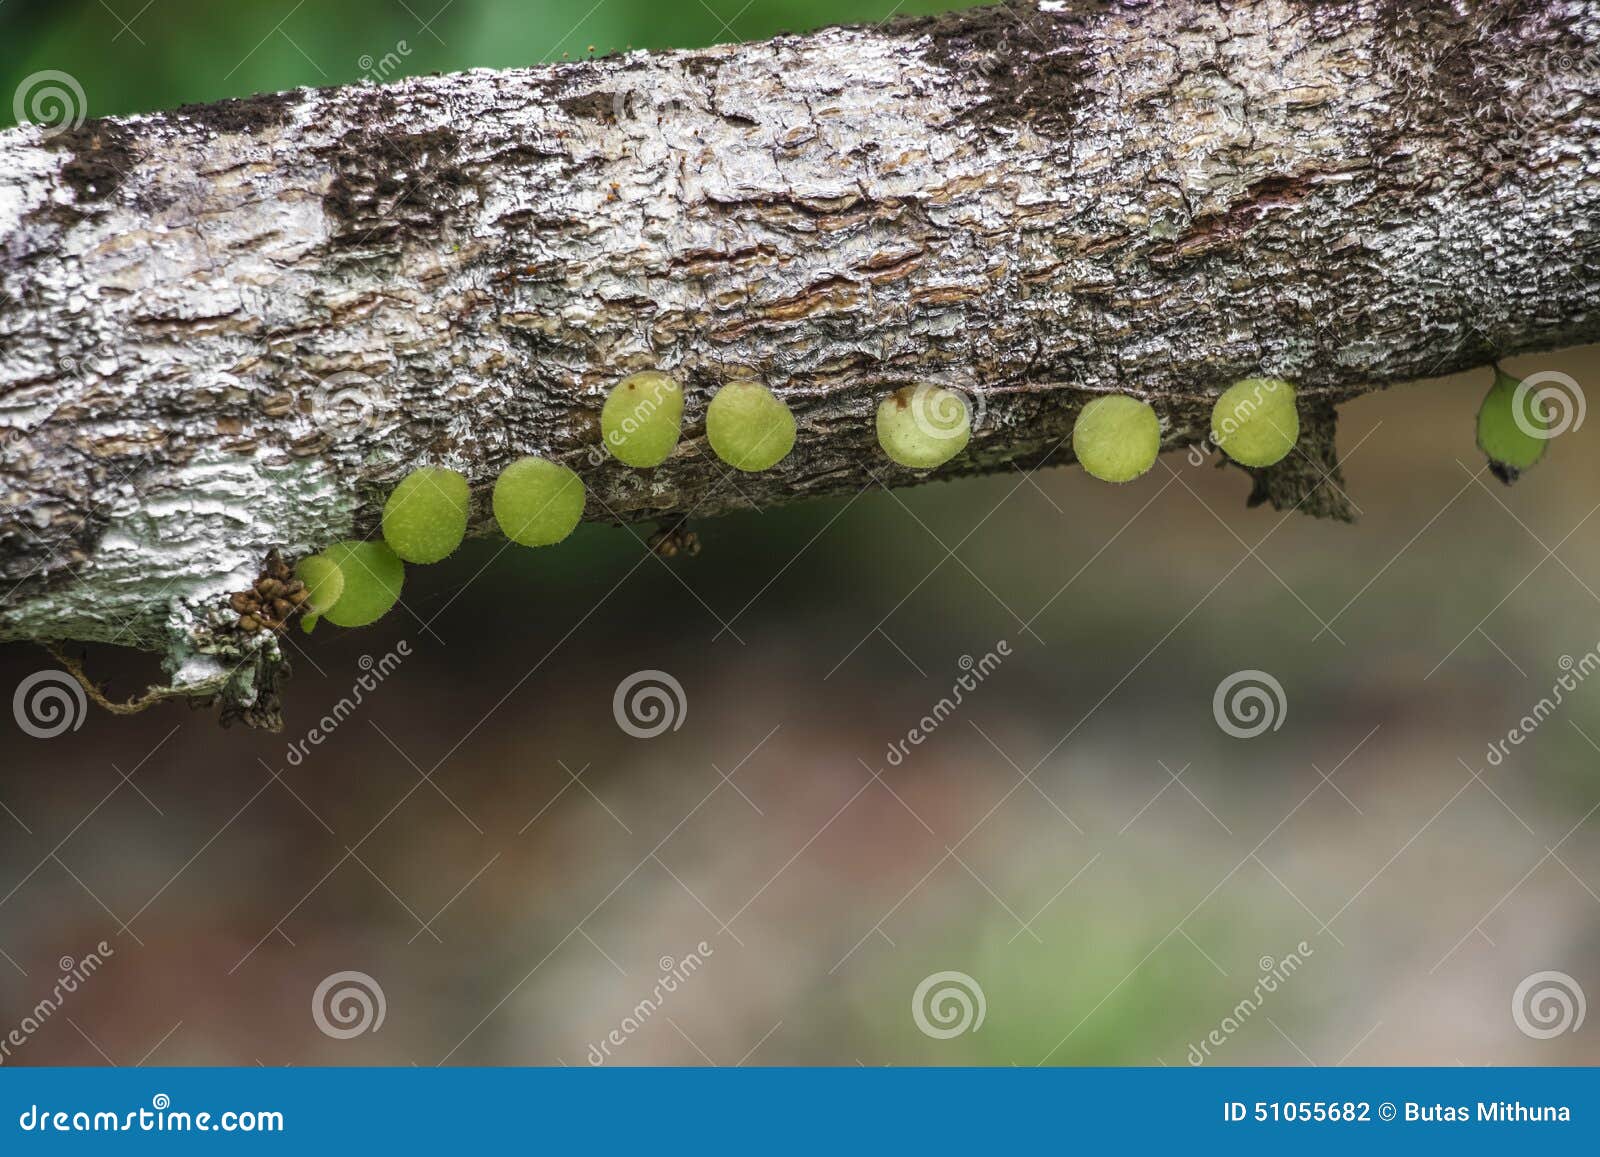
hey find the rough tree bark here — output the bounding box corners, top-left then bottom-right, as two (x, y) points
(0, 0), (1596, 723)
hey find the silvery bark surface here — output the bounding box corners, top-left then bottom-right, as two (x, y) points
(0, 0), (1596, 722)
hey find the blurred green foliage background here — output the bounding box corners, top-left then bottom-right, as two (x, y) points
(2, 0), (981, 125)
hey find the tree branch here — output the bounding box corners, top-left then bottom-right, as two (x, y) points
(1, 0), (1596, 722)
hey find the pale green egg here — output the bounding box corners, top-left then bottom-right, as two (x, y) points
(1212, 377), (1299, 467)
(294, 553), (346, 614)
(1072, 395), (1161, 482)
(601, 371), (684, 467)
(321, 540), (405, 628)
(1476, 367), (1548, 474)
(493, 456), (586, 546)
(706, 380), (796, 472)
(381, 466), (469, 563)
(876, 383), (971, 469)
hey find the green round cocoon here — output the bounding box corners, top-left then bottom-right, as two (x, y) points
(876, 383), (971, 469)
(1073, 395), (1161, 482)
(321, 540), (404, 628)
(706, 380), (796, 472)
(1211, 377), (1299, 467)
(493, 456), (586, 546)
(294, 553), (346, 615)
(1476, 367), (1548, 473)
(601, 371), (684, 467)
(382, 466), (469, 563)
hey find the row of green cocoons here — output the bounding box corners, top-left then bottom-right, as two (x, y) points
(293, 372), (1302, 630)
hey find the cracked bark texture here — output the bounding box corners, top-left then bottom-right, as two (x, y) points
(1, 0), (1597, 719)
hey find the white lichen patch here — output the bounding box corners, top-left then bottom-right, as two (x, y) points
(0, 451), (355, 656)
(0, 126), (55, 240)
